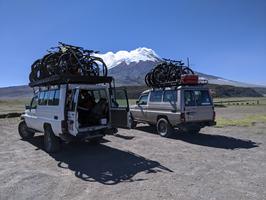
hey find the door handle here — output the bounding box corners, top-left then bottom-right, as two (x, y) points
(54, 116), (58, 120)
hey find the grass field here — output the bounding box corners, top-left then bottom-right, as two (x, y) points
(1, 97), (265, 128)
(0, 98), (30, 114)
(215, 114), (266, 128)
(213, 97), (266, 106)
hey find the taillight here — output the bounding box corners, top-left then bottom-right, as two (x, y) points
(180, 113), (186, 123)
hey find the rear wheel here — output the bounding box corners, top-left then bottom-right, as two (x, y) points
(44, 126), (60, 153)
(18, 121), (35, 139)
(156, 118), (173, 137)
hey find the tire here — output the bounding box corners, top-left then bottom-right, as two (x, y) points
(44, 126), (60, 153)
(131, 121), (137, 129)
(129, 113), (137, 129)
(18, 121), (35, 139)
(156, 118), (173, 137)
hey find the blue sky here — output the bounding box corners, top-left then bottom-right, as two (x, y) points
(0, 0), (265, 87)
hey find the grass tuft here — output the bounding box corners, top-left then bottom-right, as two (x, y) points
(216, 114), (266, 128)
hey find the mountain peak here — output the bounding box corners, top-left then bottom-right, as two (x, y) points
(95, 47), (160, 69)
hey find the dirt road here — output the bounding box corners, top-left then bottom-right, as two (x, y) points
(0, 112), (266, 200)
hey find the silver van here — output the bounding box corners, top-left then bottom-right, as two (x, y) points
(130, 85), (216, 137)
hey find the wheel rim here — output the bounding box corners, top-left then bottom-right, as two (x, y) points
(158, 121), (167, 135)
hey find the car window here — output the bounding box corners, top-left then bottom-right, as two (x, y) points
(31, 94), (38, 109)
(138, 94), (148, 105)
(149, 91), (163, 102)
(48, 90), (55, 105)
(184, 90), (212, 106)
(43, 91), (49, 105)
(184, 90), (195, 106)
(92, 89), (107, 103)
(163, 90), (177, 102)
(38, 91), (47, 105)
(53, 89), (60, 105)
(194, 90), (212, 106)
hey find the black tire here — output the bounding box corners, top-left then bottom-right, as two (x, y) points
(168, 64), (182, 82)
(18, 121), (35, 139)
(43, 52), (61, 76)
(129, 113), (137, 129)
(90, 57), (107, 76)
(44, 126), (60, 153)
(182, 67), (194, 75)
(156, 118), (173, 137)
(131, 121), (137, 129)
(152, 63), (170, 85)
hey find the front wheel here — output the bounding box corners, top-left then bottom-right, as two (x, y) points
(44, 126), (60, 153)
(18, 121), (35, 139)
(156, 118), (173, 137)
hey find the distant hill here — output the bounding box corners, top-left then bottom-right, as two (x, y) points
(0, 85), (32, 99)
(0, 47), (265, 99)
(119, 85), (263, 99)
(0, 83), (264, 99)
(0, 84), (263, 99)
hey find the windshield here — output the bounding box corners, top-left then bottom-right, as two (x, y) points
(184, 90), (212, 106)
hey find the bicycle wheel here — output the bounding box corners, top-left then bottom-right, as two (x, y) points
(43, 52), (61, 76)
(84, 60), (99, 76)
(89, 57), (107, 76)
(30, 59), (43, 81)
(168, 64), (182, 82)
(182, 67), (194, 75)
(152, 62), (170, 85)
(29, 60), (39, 82)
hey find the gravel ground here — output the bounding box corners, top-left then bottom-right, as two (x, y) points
(0, 108), (266, 200)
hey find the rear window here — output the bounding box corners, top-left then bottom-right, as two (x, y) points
(184, 90), (212, 106)
(149, 91), (163, 102)
(163, 90), (177, 102)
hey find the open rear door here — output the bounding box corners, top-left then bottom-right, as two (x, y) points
(67, 88), (79, 136)
(110, 88), (131, 129)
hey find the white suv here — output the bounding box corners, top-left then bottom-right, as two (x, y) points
(18, 77), (131, 153)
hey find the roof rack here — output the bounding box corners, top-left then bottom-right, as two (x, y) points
(150, 79), (208, 89)
(29, 74), (113, 87)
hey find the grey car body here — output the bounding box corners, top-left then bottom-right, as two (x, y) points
(130, 85), (216, 136)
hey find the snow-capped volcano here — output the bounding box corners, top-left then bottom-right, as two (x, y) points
(95, 47), (161, 69)
(94, 47), (264, 88)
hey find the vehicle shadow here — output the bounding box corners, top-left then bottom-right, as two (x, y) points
(25, 135), (173, 185)
(135, 126), (259, 150)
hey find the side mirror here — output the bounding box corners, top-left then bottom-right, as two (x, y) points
(25, 104), (31, 110)
(136, 100), (139, 104)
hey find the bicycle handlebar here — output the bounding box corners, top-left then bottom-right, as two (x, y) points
(58, 42), (83, 50)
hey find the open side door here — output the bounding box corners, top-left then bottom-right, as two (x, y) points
(110, 88), (131, 129)
(67, 88), (79, 136)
